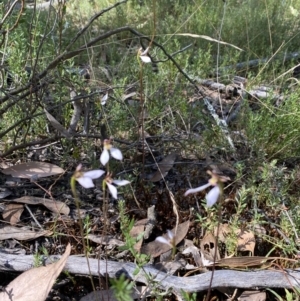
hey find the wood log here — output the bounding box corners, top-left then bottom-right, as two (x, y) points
(216, 52), (300, 73)
(0, 252), (299, 293)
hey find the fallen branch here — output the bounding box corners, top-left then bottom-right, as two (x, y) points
(216, 51), (300, 74)
(0, 252), (299, 293)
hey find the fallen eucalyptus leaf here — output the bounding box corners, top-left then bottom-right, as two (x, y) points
(237, 229), (255, 255)
(130, 219), (146, 252)
(200, 232), (220, 262)
(182, 240), (202, 267)
(148, 153), (177, 182)
(214, 223), (230, 243)
(9, 196), (70, 215)
(0, 247), (26, 255)
(237, 290), (266, 301)
(216, 256), (277, 268)
(154, 258), (186, 274)
(2, 203), (24, 225)
(44, 108), (73, 138)
(0, 188), (12, 199)
(1, 162), (65, 179)
(0, 243), (70, 301)
(141, 220), (189, 257)
(87, 235), (124, 247)
(0, 226), (52, 240)
(214, 224), (255, 255)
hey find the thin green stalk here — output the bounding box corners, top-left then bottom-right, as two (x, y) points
(70, 176), (96, 292)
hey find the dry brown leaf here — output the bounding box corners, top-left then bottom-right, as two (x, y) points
(130, 220), (145, 252)
(44, 108), (73, 138)
(141, 220), (190, 257)
(154, 258), (186, 274)
(0, 188), (12, 199)
(217, 256), (276, 268)
(182, 240), (202, 267)
(87, 235), (124, 247)
(1, 162), (65, 179)
(0, 226), (52, 240)
(10, 196), (69, 215)
(237, 229), (255, 255)
(214, 224), (256, 255)
(200, 232), (220, 262)
(149, 153), (177, 182)
(134, 218), (149, 226)
(214, 223), (230, 242)
(238, 290), (266, 301)
(0, 162), (9, 169)
(2, 203), (24, 225)
(0, 243), (70, 301)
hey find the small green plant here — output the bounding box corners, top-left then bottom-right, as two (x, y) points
(181, 291), (197, 301)
(83, 214), (93, 255)
(155, 229), (177, 259)
(267, 288), (300, 301)
(118, 200), (149, 273)
(33, 246), (49, 267)
(110, 274), (134, 301)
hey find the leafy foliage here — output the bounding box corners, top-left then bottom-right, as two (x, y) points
(1, 0), (300, 300)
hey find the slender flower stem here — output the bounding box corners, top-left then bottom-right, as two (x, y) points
(70, 176), (96, 292)
(171, 245), (176, 260)
(102, 179), (108, 223)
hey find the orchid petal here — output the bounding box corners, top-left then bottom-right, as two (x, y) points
(110, 147), (123, 161)
(184, 182), (211, 196)
(140, 55), (152, 63)
(112, 179), (130, 186)
(166, 230), (174, 240)
(76, 177), (95, 188)
(84, 170), (105, 179)
(206, 185), (220, 207)
(155, 236), (172, 246)
(76, 164), (82, 172)
(200, 251), (214, 267)
(101, 93), (108, 105)
(140, 47), (149, 56)
(106, 182), (118, 199)
(100, 148), (110, 166)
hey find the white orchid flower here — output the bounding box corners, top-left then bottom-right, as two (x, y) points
(101, 93), (108, 105)
(155, 230), (175, 247)
(140, 55), (152, 63)
(105, 174), (130, 199)
(139, 47), (152, 64)
(100, 139), (123, 166)
(184, 171), (229, 207)
(74, 164), (105, 188)
(185, 183), (220, 207)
